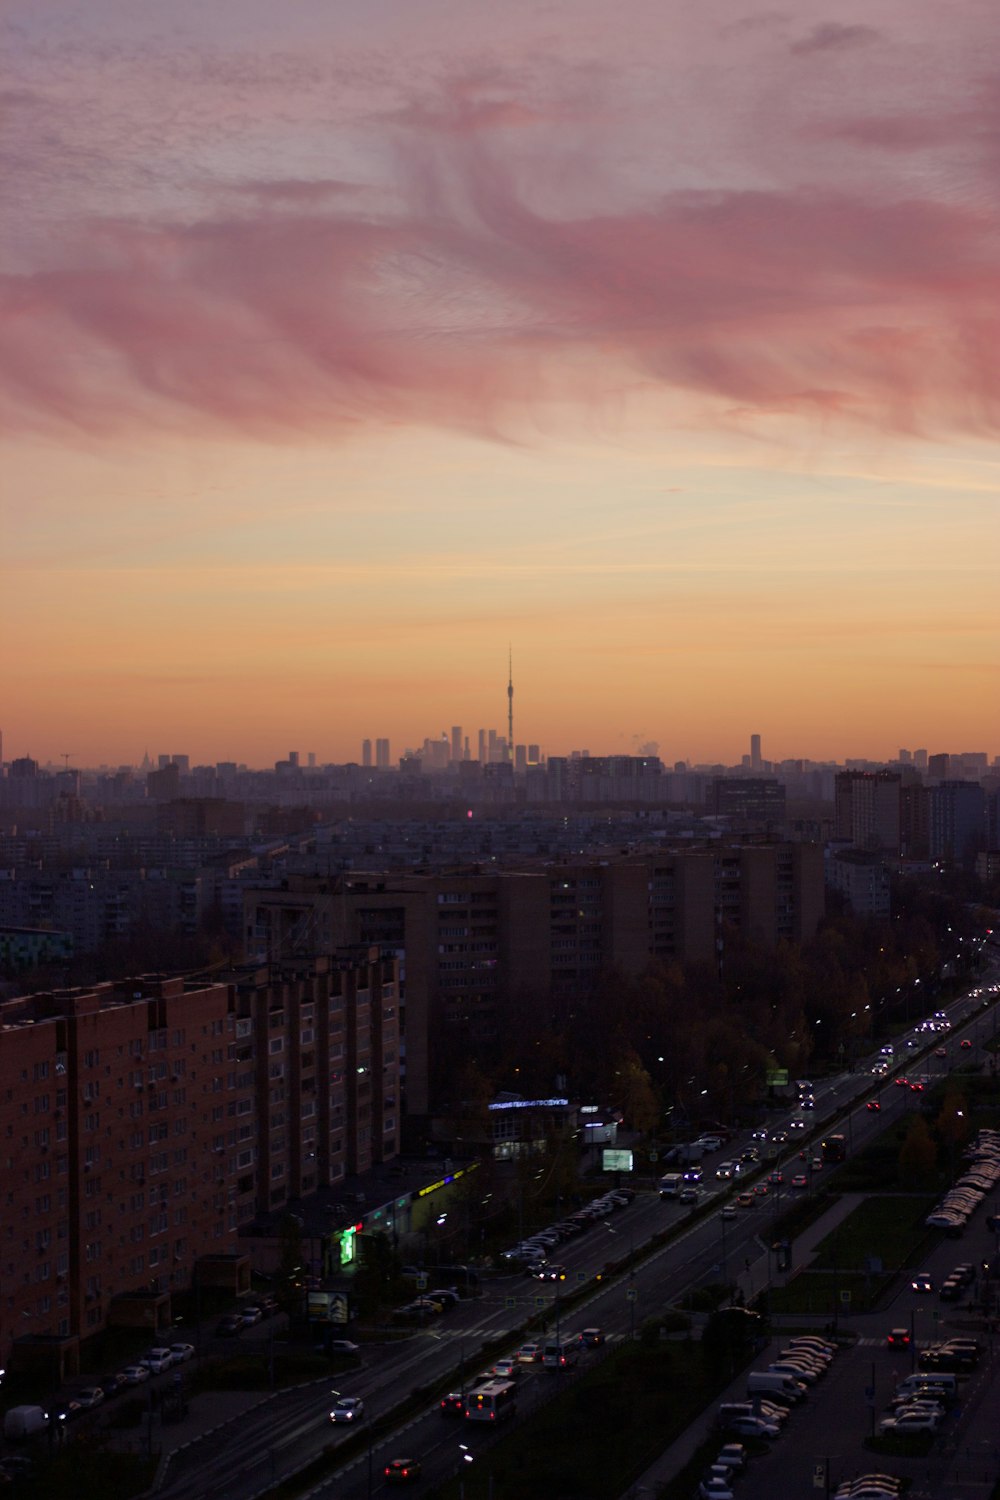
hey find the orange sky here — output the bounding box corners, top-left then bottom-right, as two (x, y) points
(2, 0), (998, 768)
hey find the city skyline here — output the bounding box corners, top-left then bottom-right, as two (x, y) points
(2, 0), (998, 768)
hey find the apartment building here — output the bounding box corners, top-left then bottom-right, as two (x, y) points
(244, 843), (824, 1118)
(0, 948), (398, 1372)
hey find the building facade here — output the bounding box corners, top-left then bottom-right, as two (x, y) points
(0, 949), (398, 1370)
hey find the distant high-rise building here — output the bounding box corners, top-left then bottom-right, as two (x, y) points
(750, 734), (762, 772)
(478, 729), (487, 764)
(362, 739), (373, 768)
(375, 738), (390, 769)
(307, 751), (316, 768)
(528, 744), (540, 764)
(914, 748), (928, 769)
(288, 751), (299, 768)
(451, 726), (462, 764)
(928, 753), (950, 781)
(488, 729), (498, 763)
(172, 755), (190, 773)
(929, 781), (987, 866)
(515, 744), (527, 774)
(835, 771), (901, 853)
(899, 748), (912, 764)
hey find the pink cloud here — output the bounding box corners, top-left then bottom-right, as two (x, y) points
(790, 23), (881, 56)
(2, 6), (999, 446)
(2, 168), (998, 444)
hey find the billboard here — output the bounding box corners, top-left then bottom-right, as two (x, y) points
(307, 1290), (349, 1325)
(602, 1148), (634, 1173)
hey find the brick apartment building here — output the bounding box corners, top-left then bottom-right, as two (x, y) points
(0, 948), (399, 1372)
(244, 842), (824, 1118)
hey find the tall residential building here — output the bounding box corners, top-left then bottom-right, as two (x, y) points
(750, 734), (762, 772)
(244, 843), (823, 1119)
(834, 771), (901, 853)
(362, 739), (373, 768)
(375, 738), (391, 770)
(0, 952), (399, 1372)
(928, 781), (987, 866)
(450, 727), (462, 765)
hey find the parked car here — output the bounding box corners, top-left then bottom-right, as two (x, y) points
(117, 1364), (150, 1385)
(328, 1338), (361, 1357)
(170, 1342), (195, 1363)
(216, 1314), (244, 1337)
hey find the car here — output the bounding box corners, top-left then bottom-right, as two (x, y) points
(578, 1327), (605, 1347)
(216, 1314), (244, 1337)
(867, 1100), (881, 1111)
(740, 1149), (759, 1164)
(683, 1166), (704, 1182)
(492, 1357), (520, 1379)
(961, 1039), (972, 1049)
(878, 1411), (939, 1434)
(535, 1264), (567, 1282)
(810, 1156), (824, 1171)
(141, 1347), (177, 1374)
(720, 1205), (737, 1221)
(97, 1373), (125, 1400)
(791, 1174), (808, 1189)
(771, 1130), (789, 1145)
(912, 1272), (934, 1293)
(767, 1170), (784, 1186)
(935, 1047), (948, 1058)
(329, 1396), (365, 1423)
(894, 1077), (909, 1088)
(789, 1119), (807, 1132)
(328, 1339), (361, 1357)
(887, 1328), (910, 1349)
(385, 1457), (422, 1484)
(714, 1444), (747, 1471)
(699, 1480), (734, 1500)
(716, 1162), (736, 1180)
(240, 1304), (264, 1326)
(517, 1342), (542, 1363)
(440, 1391), (465, 1417)
(753, 1183), (768, 1197)
(118, 1364), (150, 1385)
(73, 1386), (105, 1411)
(737, 1192), (754, 1208)
(679, 1186), (700, 1203)
(800, 1096), (815, 1110)
(909, 1081), (925, 1093)
(725, 1415), (780, 1439)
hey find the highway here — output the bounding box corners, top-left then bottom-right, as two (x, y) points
(156, 961), (1000, 1500)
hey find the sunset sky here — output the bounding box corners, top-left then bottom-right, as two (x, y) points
(2, 0), (998, 769)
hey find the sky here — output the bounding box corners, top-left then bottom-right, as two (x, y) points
(2, 0), (998, 770)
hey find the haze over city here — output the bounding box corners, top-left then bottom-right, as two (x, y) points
(3, 0), (998, 764)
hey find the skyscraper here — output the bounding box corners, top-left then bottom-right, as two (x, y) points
(362, 739), (373, 767)
(750, 734), (762, 772)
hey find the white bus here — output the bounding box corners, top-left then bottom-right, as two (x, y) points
(464, 1379), (518, 1423)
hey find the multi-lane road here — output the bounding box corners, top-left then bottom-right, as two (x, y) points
(156, 963), (1000, 1500)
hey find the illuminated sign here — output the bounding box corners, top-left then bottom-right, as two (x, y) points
(602, 1149), (634, 1172)
(487, 1098), (569, 1111)
(416, 1162), (478, 1198)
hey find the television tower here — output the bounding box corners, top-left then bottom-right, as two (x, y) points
(507, 647), (514, 761)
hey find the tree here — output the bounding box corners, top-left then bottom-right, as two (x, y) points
(898, 1115), (937, 1186)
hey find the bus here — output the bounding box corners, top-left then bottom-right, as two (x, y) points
(821, 1134), (847, 1164)
(464, 1380), (518, 1423)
